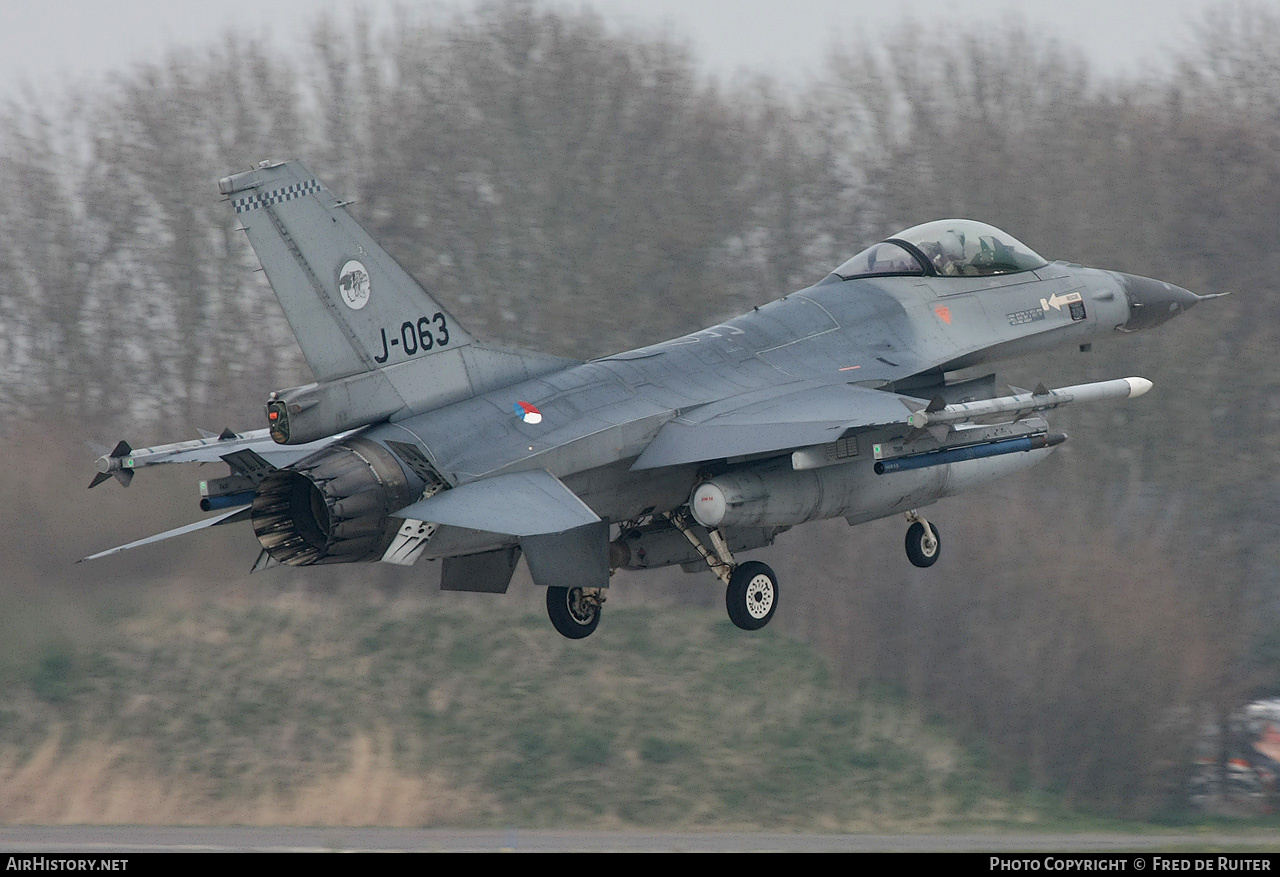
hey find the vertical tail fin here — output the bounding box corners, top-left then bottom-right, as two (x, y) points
(219, 160), (474, 382)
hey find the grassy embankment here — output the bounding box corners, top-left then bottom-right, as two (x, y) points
(0, 593), (1029, 829)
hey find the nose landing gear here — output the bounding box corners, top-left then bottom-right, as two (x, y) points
(726, 561), (779, 630)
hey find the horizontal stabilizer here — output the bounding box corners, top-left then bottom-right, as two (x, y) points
(80, 506), (250, 562)
(395, 469), (600, 537)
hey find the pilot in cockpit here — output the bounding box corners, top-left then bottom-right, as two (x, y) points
(928, 230), (968, 276)
(828, 220), (1048, 282)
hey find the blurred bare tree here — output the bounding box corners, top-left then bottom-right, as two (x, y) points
(1, 0), (1277, 818)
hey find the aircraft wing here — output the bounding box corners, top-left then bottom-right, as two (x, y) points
(631, 376), (1153, 470)
(394, 468), (601, 536)
(632, 382), (916, 470)
(88, 428), (359, 488)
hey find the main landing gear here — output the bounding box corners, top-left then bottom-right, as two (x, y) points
(903, 509), (941, 568)
(546, 586), (605, 639)
(667, 511), (779, 631)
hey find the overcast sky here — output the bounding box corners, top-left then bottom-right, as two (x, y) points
(0, 0), (1227, 97)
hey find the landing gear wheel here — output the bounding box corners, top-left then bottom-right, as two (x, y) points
(546, 586), (601, 639)
(905, 521), (941, 568)
(726, 561), (778, 631)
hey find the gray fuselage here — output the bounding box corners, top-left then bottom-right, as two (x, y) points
(367, 262), (1136, 560)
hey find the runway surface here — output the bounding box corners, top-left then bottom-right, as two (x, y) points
(1, 827), (1278, 852)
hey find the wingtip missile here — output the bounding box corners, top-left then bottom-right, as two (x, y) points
(89, 441), (134, 488)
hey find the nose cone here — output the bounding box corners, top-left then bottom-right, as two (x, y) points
(1116, 272), (1201, 331)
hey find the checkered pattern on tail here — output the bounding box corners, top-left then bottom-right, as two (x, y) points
(232, 179), (321, 214)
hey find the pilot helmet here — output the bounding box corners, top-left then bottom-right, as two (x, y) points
(938, 229), (966, 258)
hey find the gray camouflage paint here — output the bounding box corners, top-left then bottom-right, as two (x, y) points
(88, 160), (1207, 590)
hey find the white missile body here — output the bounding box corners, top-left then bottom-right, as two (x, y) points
(906, 377), (1152, 429)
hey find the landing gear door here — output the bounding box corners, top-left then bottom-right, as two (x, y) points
(521, 521), (610, 591)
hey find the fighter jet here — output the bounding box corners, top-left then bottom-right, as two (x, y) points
(84, 159), (1219, 638)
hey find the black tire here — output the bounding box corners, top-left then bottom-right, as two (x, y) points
(905, 520), (941, 568)
(546, 586), (601, 639)
(726, 561), (778, 631)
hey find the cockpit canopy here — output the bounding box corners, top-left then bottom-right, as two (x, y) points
(831, 220), (1048, 281)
